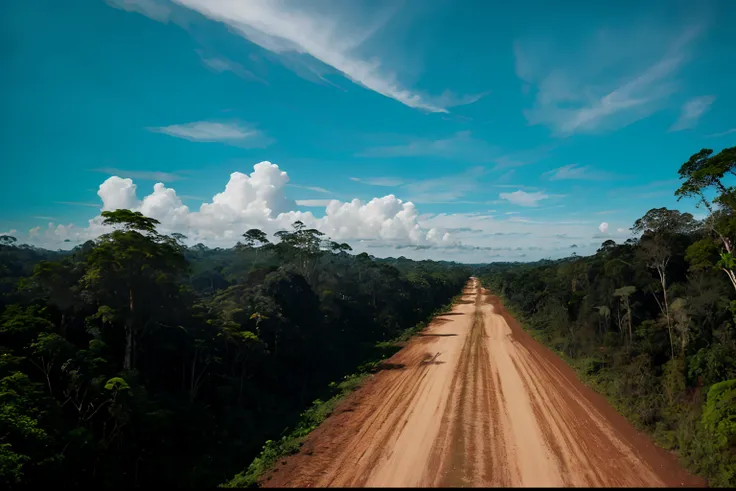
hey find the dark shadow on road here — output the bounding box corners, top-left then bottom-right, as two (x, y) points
(374, 362), (406, 372)
(419, 352), (446, 366)
(420, 360), (446, 366)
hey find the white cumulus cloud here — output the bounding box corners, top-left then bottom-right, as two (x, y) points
(67, 161), (451, 249)
(99, 177), (140, 211)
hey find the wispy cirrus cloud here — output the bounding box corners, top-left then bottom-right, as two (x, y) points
(54, 201), (100, 208)
(490, 144), (557, 170)
(492, 184), (540, 190)
(607, 178), (679, 199)
(669, 95), (716, 131)
(515, 22), (704, 136)
(349, 177), (405, 187)
(296, 199), (335, 207)
(357, 131), (497, 162)
(403, 166), (486, 204)
(499, 190), (550, 207)
(168, 0), (484, 112)
(148, 121), (274, 147)
(106, 0), (172, 23)
(289, 184), (331, 194)
(197, 50), (268, 85)
(707, 128), (736, 138)
(93, 168), (185, 182)
(542, 164), (614, 180)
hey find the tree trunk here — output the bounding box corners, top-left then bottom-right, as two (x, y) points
(124, 327), (133, 370)
(681, 330), (687, 354)
(625, 297), (633, 345)
(722, 267), (736, 292)
(124, 287), (134, 370)
(658, 267), (675, 359)
(712, 229), (736, 293)
(239, 364), (245, 407)
(45, 367), (53, 396)
(190, 351), (198, 402)
(250, 249), (260, 274)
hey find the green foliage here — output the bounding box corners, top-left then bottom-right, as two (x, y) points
(702, 380), (736, 448)
(697, 379), (736, 486)
(103, 377), (130, 391)
(689, 345), (736, 387)
(0, 214), (469, 488)
(242, 229), (270, 248)
(687, 238), (721, 272)
(0, 443), (28, 487)
(221, 371), (371, 488)
(632, 207), (698, 236)
(100, 209), (161, 234)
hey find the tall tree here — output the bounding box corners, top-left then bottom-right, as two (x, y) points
(81, 210), (187, 370)
(242, 228), (271, 273)
(274, 221), (326, 282)
(675, 147), (736, 292)
(613, 286), (636, 345)
(632, 208), (696, 359)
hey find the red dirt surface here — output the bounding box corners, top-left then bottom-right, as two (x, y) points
(261, 278), (706, 488)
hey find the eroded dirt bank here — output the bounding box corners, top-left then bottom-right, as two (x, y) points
(261, 278), (704, 488)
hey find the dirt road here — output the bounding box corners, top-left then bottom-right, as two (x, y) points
(262, 278), (704, 487)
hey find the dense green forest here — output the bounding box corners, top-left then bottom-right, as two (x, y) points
(0, 215), (469, 488)
(477, 146), (736, 487)
(3, 146), (734, 488)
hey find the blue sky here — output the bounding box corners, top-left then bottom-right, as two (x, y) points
(1, 0), (735, 262)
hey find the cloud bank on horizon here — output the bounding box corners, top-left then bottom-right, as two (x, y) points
(30, 162), (452, 247)
(20, 161), (635, 263)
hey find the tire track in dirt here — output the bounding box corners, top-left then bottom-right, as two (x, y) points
(261, 279), (704, 488)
